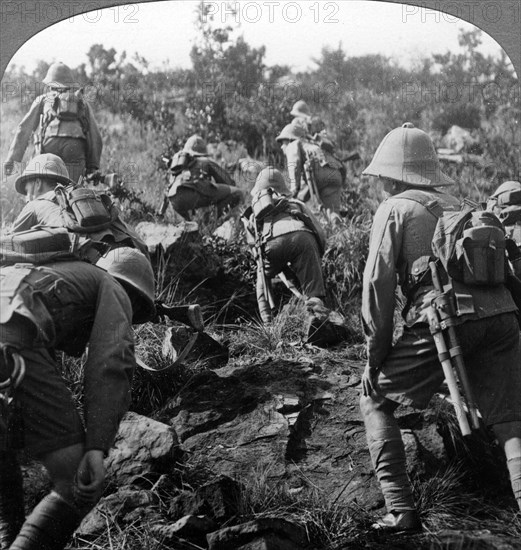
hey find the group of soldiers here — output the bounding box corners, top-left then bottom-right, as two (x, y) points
(0, 62), (520, 549)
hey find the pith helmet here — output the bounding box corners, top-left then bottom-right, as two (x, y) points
(15, 153), (73, 194)
(251, 167), (290, 196)
(290, 100), (311, 120)
(96, 247), (156, 324)
(276, 123), (306, 143)
(490, 180), (521, 205)
(42, 62), (75, 88)
(363, 122), (454, 187)
(183, 135), (207, 156)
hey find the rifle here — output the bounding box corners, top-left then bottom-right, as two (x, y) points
(297, 141), (323, 212)
(427, 261), (480, 436)
(240, 209), (275, 323)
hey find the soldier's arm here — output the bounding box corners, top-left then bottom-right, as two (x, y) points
(361, 201), (404, 368)
(84, 102), (103, 172)
(207, 160), (235, 186)
(6, 96), (43, 163)
(82, 275), (135, 453)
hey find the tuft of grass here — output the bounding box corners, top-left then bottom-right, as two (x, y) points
(228, 296), (309, 358)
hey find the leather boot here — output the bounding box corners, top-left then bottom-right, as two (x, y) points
(372, 510), (423, 533)
(9, 491), (83, 550)
(0, 451), (25, 549)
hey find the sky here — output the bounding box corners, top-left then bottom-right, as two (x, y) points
(5, 0), (511, 75)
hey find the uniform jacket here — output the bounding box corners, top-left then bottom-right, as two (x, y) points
(169, 156), (235, 197)
(362, 188), (517, 368)
(6, 92), (103, 171)
(0, 261), (135, 452)
(284, 139), (344, 197)
(10, 190), (148, 257)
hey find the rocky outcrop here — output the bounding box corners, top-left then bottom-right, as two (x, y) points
(155, 358), (445, 511)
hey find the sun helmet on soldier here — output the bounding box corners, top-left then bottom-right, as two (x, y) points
(363, 122), (454, 187)
(290, 100), (311, 120)
(489, 181), (521, 207)
(276, 122), (306, 143)
(251, 167), (290, 197)
(96, 247), (156, 324)
(42, 62), (76, 88)
(183, 135), (207, 156)
(15, 153), (73, 194)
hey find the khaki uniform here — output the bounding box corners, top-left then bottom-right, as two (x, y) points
(252, 199), (327, 299)
(6, 92), (103, 183)
(168, 156), (243, 220)
(362, 188), (521, 514)
(0, 261), (135, 457)
(10, 189), (149, 258)
(283, 139), (344, 212)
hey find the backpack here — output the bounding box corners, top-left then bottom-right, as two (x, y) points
(402, 190), (507, 286)
(0, 227), (76, 266)
(41, 90), (89, 138)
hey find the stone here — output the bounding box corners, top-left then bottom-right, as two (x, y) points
(152, 515), (216, 542)
(79, 488), (158, 535)
(169, 475), (243, 522)
(207, 518), (308, 550)
(105, 411), (180, 486)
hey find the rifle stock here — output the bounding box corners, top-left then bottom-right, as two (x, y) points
(428, 261), (481, 434)
(154, 302), (204, 332)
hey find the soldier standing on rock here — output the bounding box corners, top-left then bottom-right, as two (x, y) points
(0, 246), (155, 550)
(160, 135), (243, 221)
(359, 123), (521, 532)
(4, 62), (103, 184)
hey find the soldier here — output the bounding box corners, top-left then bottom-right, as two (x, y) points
(487, 180), (521, 277)
(359, 123), (521, 531)
(290, 99), (312, 126)
(4, 62), (102, 183)
(276, 122), (344, 214)
(161, 135), (243, 220)
(10, 153), (148, 258)
(245, 167), (326, 310)
(0, 246), (155, 549)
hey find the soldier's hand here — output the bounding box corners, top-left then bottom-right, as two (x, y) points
(361, 363), (378, 397)
(4, 161), (14, 177)
(74, 449), (106, 510)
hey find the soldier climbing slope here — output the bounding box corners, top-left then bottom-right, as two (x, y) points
(243, 168), (347, 346)
(9, 153), (148, 259)
(276, 122), (344, 216)
(4, 62), (102, 184)
(359, 122), (521, 532)
(159, 135), (243, 221)
(0, 246), (155, 549)
(487, 180), (521, 277)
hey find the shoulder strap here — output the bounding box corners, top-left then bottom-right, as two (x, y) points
(398, 189), (444, 219)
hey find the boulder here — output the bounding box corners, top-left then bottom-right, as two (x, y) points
(135, 220), (220, 282)
(105, 411), (181, 486)
(135, 220), (199, 256)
